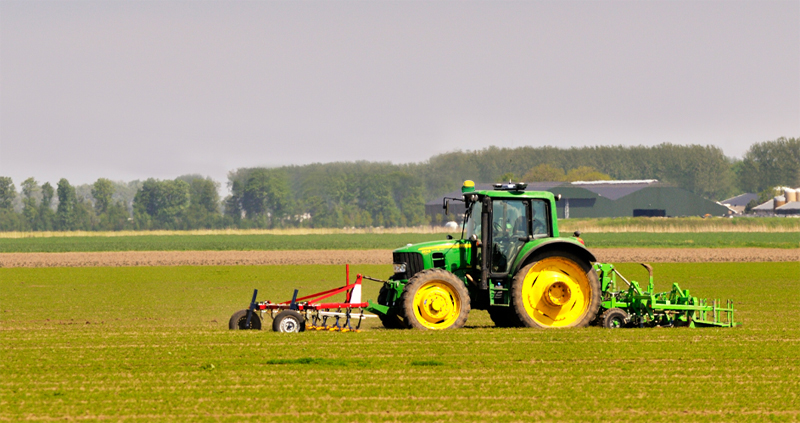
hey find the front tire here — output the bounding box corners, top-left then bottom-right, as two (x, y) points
(402, 269), (470, 330)
(511, 252), (600, 328)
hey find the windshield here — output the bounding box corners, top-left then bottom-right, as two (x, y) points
(464, 200), (482, 239)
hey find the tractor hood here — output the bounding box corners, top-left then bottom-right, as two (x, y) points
(392, 239), (470, 255)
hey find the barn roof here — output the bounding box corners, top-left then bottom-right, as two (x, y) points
(569, 180), (659, 201)
(720, 193), (759, 207)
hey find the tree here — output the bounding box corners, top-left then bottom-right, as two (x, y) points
(38, 182), (56, 230)
(737, 137), (800, 193)
(21, 178), (39, 230)
(55, 178), (77, 230)
(0, 177), (16, 210)
(565, 166), (613, 182)
(522, 164), (566, 182)
(133, 179), (190, 229)
(91, 178), (115, 215)
(239, 169), (293, 228)
(183, 176), (221, 229)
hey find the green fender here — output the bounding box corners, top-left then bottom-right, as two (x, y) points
(510, 239), (597, 275)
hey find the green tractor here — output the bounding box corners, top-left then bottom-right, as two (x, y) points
(367, 180), (601, 330)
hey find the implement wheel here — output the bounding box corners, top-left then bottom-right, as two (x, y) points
(272, 310), (306, 333)
(229, 309), (262, 330)
(601, 308), (629, 329)
(377, 286), (408, 329)
(511, 252), (600, 328)
(402, 269), (470, 330)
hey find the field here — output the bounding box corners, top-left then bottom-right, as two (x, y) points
(2, 262), (799, 422)
(0, 231), (798, 253)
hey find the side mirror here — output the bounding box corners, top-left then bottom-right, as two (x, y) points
(443, 199), (449, 215)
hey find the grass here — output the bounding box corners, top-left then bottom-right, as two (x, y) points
(2, 262), (799, 422)
(0, 231), (797, 253)
(560, 216), (800, 233)
(579, 231), (800, 249)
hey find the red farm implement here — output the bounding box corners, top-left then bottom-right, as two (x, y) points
(228, 265), (377, 333)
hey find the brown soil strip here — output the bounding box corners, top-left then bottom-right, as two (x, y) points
(0, 248), (797, 268)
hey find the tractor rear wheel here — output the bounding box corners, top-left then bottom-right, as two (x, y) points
(488, 307), (522, 328)
(272, 310), (306, 333)
(511, 252), (600, 328)
(377, 286), (408, 329)
(229, 309), (262, 330)
(401, 269), (470, 330)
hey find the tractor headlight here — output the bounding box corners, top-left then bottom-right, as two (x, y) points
(393, 263), (407, 274)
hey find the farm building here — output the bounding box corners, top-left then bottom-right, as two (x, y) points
(720, 193), (759, 215)
(425, 180), (730, 223)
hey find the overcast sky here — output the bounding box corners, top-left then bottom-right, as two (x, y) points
(1, 0), (798, 190)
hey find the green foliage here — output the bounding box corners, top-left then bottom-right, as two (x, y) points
(21, 178), (39, 229)
(38, 182), (55, 231)
(229, 168), (294, 228)
(55, 178), (89, 231)
(737, 137), (800, 192)
(2, 263), (799, 421)
(133, 178), (191, 229)
(0, 176), (16, 210)
(91, 178), (114, 214)
(522, 164), (566, 182)
(564, 166), (613, 182)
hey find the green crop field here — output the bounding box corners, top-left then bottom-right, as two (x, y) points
(0, 231), (797, 253)
(2, 262), (799, 422)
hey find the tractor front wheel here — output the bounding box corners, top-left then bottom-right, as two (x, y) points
(511, 252), (600, 328)
(229, 309), (262, 330)
(401, 269), (470, 330)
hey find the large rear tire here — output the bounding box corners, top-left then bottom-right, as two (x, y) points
(401, 269), (470, 330)
(511, 252), (600, 328)
(229, 309), (262, 330)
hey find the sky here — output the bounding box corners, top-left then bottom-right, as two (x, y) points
(1, 0), (798, 191)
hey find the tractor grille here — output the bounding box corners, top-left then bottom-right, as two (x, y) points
(393, 252), (424, 280)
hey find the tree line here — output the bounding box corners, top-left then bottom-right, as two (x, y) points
(0, 138), (797, 231)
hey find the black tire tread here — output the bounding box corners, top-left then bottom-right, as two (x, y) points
(228, 309), (262, 330)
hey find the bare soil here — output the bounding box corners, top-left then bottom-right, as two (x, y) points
(0, 248), (796, 268)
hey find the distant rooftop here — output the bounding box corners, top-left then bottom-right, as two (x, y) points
(568, 180), (659, 201)
(571, 179), (658, 185)
(721, 193), (758, 207)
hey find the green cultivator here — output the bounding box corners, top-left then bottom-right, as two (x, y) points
(231, 180), (739, 332)
(594, 263), (738, 328)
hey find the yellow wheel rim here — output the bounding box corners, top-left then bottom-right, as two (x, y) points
(412, 281), (462, 329)
(520, 257), (592, 327)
